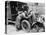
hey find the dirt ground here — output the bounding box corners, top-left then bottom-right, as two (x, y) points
(7, 25), (26, 35)
(6, 24), (44, 35)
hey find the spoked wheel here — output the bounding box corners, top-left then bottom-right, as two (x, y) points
(21, 20), (30, 32)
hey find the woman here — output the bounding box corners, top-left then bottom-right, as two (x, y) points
(15, 11), (28, 31)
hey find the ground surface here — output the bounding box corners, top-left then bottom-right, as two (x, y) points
(7, 25), (26, 35)
(6, 24), (44, 35)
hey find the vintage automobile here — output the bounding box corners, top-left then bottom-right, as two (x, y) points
(15, 12), (45, 32)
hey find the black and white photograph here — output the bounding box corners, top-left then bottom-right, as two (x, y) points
(5, 0), (45, 35)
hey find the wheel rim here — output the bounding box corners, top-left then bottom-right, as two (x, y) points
(21, 20), (30, 32)
(23, 22), (28, 29)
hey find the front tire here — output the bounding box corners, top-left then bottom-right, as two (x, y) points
(21, 20), (30, 32)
